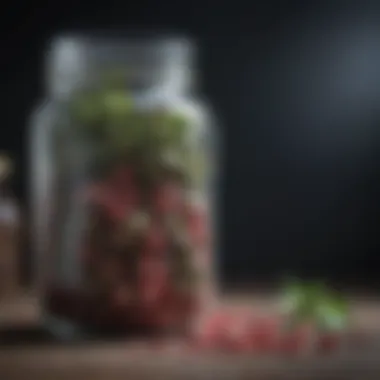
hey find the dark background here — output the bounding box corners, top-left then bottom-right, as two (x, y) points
(1, 0), (380, 290)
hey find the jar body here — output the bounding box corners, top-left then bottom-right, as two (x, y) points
(30, 49), (218, 338)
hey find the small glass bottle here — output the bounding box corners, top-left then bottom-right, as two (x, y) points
(0, 154), (20, 301)
(30, 32), (219, 339)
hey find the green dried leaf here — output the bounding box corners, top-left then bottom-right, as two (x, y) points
(280, 277), (305, 314)
(315, 294), (349, 331)
(280, 278), (349, 330)
(70, 91), (105, 126)
(103, 108), (149, 157)
(147, 110), (172, 147)
(147, 109), (190, 149)
(165, 112), (190, 146)
(100, 67), (129, 90)
(102, 90), (134, 122)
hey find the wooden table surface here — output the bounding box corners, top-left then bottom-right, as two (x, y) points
(0, 292), (379, 380)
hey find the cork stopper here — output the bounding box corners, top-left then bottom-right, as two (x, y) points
(0, 154), (13, 183)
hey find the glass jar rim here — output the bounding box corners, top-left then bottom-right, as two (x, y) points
(50, 29), (195, 56)
(52, 28), (193, 43)
(46, 30), (196, 97)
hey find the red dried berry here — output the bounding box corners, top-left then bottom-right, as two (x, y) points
(247, 316), (280, 353)
(192, 310), (234, 351)
(277, 325), (314, 355)
(221, 313), (254, 353)
(108, 165), (135, 191)
(164, 290), (198, 330)
(85, 185), (131, 221)
(138, 285), (184, 330)
(84, 169), (140, 222)
(153, 182), (183, 214)
(143, 223), (168, 253)
(193, 321), (220, 350)
(138, 257), (169, 306)
(316, 332), (341, 354)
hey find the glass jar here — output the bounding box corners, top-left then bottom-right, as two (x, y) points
(30, 32), (219, 339)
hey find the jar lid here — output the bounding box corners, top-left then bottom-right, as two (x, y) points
(0, 155), (13, 182)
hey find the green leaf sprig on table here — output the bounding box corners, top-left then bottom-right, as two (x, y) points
(280, 278), (349, 332)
